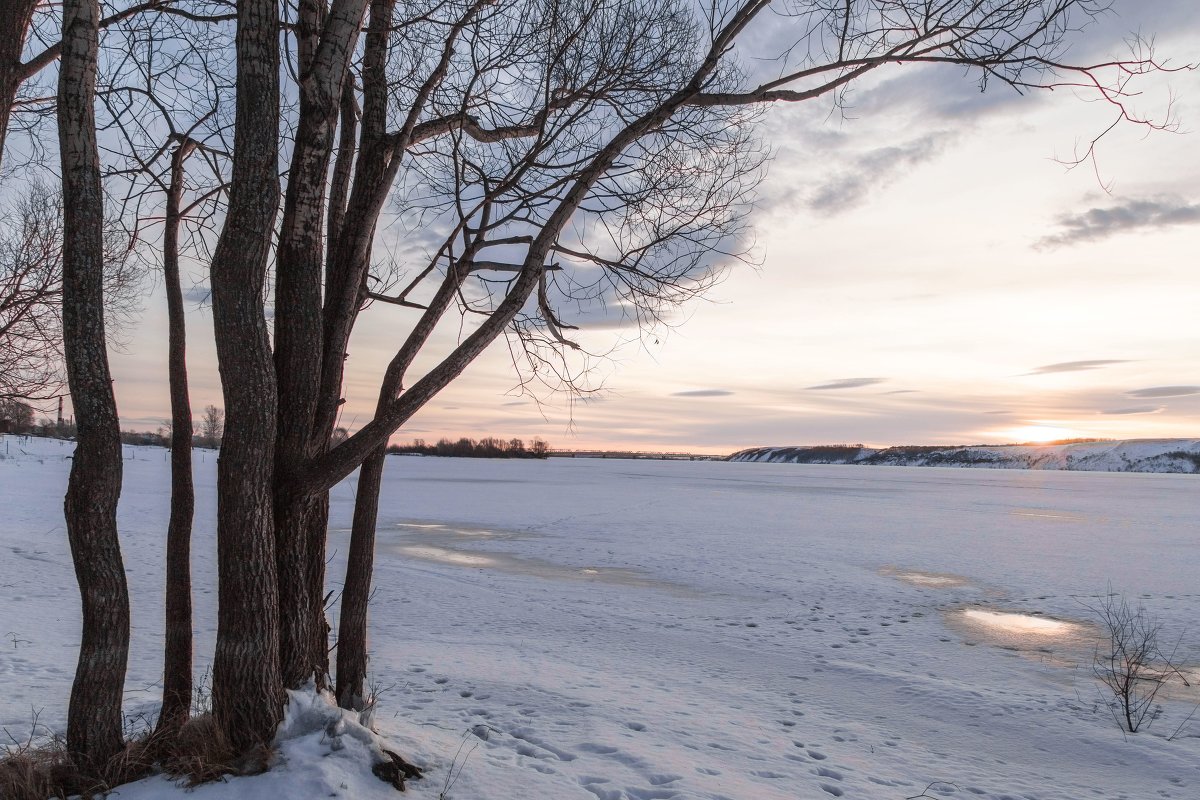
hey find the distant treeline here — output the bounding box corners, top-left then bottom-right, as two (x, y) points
(387, 436), (549, 459)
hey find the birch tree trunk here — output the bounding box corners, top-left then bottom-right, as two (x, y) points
(57, 0), (130, 771)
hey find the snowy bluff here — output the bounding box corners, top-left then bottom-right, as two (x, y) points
(728, 439), (1200, 473)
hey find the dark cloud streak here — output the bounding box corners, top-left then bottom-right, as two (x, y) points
(806, 134), (951, 215)
(1100, 406), (1164, 415)
(807, 378), (885, 391)
(1027, 359), (1128, 374)
(1127, 386), (1200, 398)
(1038, 197), (1200, 248)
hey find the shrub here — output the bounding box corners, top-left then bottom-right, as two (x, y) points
(1087, 590), (1182, 733)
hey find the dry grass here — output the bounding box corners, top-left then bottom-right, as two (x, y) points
(0, 737), (73, 800)
(0, 711), (269, 799)
(154, 713), (242, 785)
(0, 733), (149, 800)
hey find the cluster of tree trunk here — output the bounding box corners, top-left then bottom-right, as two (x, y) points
(0, 0), (1170, 782)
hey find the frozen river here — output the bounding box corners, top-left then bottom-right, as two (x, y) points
(3, 439), (1198, 799)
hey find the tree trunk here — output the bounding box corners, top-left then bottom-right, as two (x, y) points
(0, 0), (37, 169)
(314, 0), (397, 446)
(58, 0), (130, 772)
(336, 243), (475, 709)
(305, 490), (331, 677)
(209, 0), (283, 755)
(273, 491), (329, 687)
(156, 140), (196, 735)
(274, 0), (367, 690)
(335, 445), (384, 709)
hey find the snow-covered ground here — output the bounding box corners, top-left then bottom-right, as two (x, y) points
(2, 433), (1199, 799)
(730, 439), (1200, 473)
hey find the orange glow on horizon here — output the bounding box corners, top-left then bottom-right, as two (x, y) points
(994, 424), (1084, 444)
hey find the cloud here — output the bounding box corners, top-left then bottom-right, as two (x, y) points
(671, 389), (734, 398)
(1027, 359), (1128, 375)
(1127, 386), (1200, 398)
(184, 285), (211, 305)
(1100, 406), (1165, 415)
(806, 378), (885, 391)
(1037, 197), (1200, 248)
(805, 134), (951, 215)
(854, 67), (1038, 122)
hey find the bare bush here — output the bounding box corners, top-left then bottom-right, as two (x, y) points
(1087, 591), (1182, 733)
(0, 183), (141, 404)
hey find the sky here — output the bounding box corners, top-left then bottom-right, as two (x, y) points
(102, 0), (1200, 455)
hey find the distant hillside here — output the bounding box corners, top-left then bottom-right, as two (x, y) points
(728, 439), (1200, 474)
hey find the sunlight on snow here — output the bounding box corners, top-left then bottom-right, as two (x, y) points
(879, 566), (972, 589)
(959, 609), (1077, 636)
(399, 545), (495, 567)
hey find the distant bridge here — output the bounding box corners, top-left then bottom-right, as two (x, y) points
(548, 449), (722, 461)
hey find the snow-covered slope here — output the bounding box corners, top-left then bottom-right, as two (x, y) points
(730, 438), (1200, 473)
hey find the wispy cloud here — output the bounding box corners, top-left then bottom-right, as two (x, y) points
(1037, 197), (1200, 248)
(1127, 386), (1200, 398)
(671, 389), (734, 398)
(806, 134), (951, 215)
(1100, 406), (1164, 415)
(806, 378), (885, 391)
(855, 67), (1038, 121)
(1027, 359), (1128, 375)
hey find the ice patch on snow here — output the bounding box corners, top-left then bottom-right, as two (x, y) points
(959, 609), (1077, 636)
(901, 574), (963, 587)
(400, 545), (495, 566)
(881, 567), (972, 588)
(945, 607), (1095, 668)
(382, 517), (701, 595)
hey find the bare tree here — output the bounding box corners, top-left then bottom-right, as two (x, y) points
(156, 139), (198, 735)
(200, 403), (224, 445)
(0, 185), (64, 402)
(58, 0), (130, 774)
(0, 184), (139, 405)
(325, 0), (1178, 708)
(0, 398), (35, 431)
(91, 6), (236, 740)
(1, 1), (181, 174)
